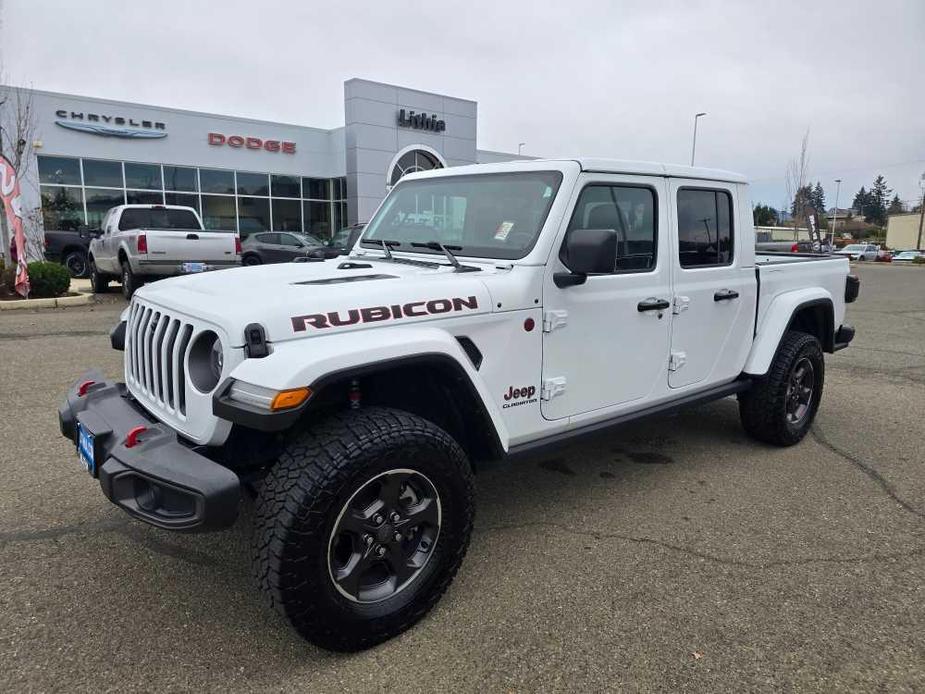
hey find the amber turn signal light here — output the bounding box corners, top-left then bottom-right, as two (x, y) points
(270, 387), (312, 411)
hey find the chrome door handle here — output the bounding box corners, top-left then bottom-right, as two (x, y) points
(714, 289), (739, 301)
(637, 298), (670, 312)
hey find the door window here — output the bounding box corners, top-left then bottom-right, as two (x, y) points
(676, 188), (733, 268)
(561, 185), (657, 273)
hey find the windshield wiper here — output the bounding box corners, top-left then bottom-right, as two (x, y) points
(358, 238), (440, 269)
(411, 241), (479, 272)
(360, 238), (401, 259)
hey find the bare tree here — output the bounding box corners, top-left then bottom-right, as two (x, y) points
(784, 129), (810, 228)
(0, 74), (42, 261)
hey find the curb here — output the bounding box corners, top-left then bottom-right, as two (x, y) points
(0, 291), (95, 311)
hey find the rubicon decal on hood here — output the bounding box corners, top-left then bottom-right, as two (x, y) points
(291, 296), (479, 331)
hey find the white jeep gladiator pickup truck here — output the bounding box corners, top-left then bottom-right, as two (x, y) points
(88, 204), (241, 299)
(59, 159), (859, 651)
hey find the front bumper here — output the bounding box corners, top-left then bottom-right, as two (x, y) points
(58, 369), (240, 532)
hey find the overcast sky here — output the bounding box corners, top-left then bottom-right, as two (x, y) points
(2, 0), (923, 211)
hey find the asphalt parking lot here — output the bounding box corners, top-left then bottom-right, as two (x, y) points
(1, 263), (923, 693)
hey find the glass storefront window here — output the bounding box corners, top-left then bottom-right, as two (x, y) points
(200, 169), (235, 194)
(237, 172), (269, 196)
(333, 200), (348, 232)
(303, 177), (329, 200)
(38, 156), (81, 185)
(40, 185), (84, 230)
(238, 196), (270, 235)
(166, 192), (201, 213)
(164, 166), (198, 192)
(272, 198), (302, 231)
(85, 188), (125, 228)
(124, 163), (162, 190)
(304, 200), (331, 237)
(202, 195), (237, 231)
(82, 159), (123, 188)
(126, 190), (164, 204)
(271, 174), (300, 198)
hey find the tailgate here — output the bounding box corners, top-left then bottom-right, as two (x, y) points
(145, 230), (237, 262)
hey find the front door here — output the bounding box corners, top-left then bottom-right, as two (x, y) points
(667, 180), (756, 389)
(541, 174), (672, 420)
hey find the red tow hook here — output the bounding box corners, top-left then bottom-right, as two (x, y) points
(77, 380), (96, 397)
(124, 426), (148, 448)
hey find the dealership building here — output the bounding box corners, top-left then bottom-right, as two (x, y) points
(0, 78), (526, 246)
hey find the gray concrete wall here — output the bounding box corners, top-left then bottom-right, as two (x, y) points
(344, 78), (477, 224)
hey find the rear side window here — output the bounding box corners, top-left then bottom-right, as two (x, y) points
(562, 184), (657, 273)
(118, 208), (201, 231)
(676, 188), (733, 268)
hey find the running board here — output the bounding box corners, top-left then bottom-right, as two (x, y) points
(506, 379), (752, 459)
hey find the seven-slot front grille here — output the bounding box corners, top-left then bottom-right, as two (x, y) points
(126, 301), (195, 416)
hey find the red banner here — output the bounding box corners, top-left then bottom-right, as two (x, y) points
(0, 154), (30, 297)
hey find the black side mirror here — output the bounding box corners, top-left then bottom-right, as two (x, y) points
(80, 229), (102, 240)
(554, 228), (617, 288)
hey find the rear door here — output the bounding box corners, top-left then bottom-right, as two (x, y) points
(541, 174), (672, 420)
(667, 181), (756, 389)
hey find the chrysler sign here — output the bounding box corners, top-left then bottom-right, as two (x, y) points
(55, 110), (167, 139)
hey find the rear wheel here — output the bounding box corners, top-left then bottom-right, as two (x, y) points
(254, 407), (475, 652)
(243, 253), (262, 266)
(121, 261), (140, 300)
(89, 259), (109, 293)
(739, 330), (824, 446)
(63, 250), (89, 278)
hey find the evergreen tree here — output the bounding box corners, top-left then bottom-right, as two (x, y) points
(811, 182), (826, 214)
(866, 175), (892, 226)
(753, 204), (779, 226)
(887, 194), (906, 215)
(853, 187), (870, 218)
(791, 184), (813, 218)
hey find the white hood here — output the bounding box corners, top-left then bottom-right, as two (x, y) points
(134, 255), (517, 345)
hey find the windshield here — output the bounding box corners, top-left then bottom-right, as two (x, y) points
(119, 207), (202, 231)
(842, 244), (864, 251)
(363, 171), (563, 260)
(295, 232), (323, 246)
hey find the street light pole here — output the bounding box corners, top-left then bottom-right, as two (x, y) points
(917, 173), (925, 251)
(690, 112), (706, 166)
(831, 178), (841, 248)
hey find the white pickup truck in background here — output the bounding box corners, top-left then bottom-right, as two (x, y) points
(88, 205), (241, 298)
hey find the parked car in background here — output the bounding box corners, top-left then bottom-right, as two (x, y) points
(835, 243), (879, 261)
(241, 231), (327, 265)
(892, 250), (924, 263)
(88, 204), (241, 299)
(44, 229), (93, 278)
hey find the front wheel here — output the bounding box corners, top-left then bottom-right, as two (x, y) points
(121, 261), (140, 300)
(89, 259), (109, 293)
(739, 330), (824, 446)
(254, 407), (475, 652)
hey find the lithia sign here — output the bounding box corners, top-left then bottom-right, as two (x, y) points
(55, 110), (167, 139)
(397, 109), (446, 133)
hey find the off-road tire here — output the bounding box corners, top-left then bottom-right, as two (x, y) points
(121, 261), (139, 300)
(254, 407), (475, 652)
(739, 330), (824, 446)
(89, 259), (109, 293)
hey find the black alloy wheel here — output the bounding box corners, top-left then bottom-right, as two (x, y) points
(328, 468), (441, 604)
(784, 357), (814, 424)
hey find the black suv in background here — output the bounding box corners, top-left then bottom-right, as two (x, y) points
(44, 229), (93, 278)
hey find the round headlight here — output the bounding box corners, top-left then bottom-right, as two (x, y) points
(188, 330), (223, 392)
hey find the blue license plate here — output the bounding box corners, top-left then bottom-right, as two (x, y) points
(182, 262), (206, 273)
(77, 423), (96, 476)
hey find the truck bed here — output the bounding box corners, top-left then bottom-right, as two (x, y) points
(754, 253), (850, 345)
